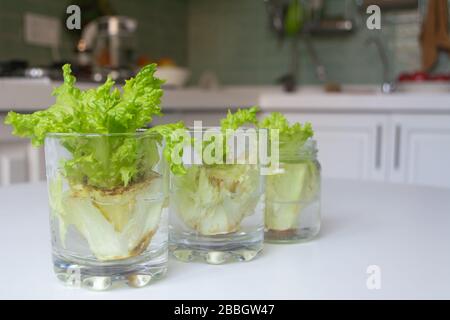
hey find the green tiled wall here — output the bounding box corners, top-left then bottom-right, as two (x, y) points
(0, 0), (188, 66)
(187, 0), (405, 85)
(112, 0), (188, 66)
(1, 0), (443, 85)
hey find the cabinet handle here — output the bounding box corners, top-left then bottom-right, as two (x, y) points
(394, 125), (402, 170)
(375, 125), (382, 170)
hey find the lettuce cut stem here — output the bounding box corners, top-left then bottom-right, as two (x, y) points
(172, 164), (260, 236)
(265, 161), (319, 231)
(50, 172), (165, 261)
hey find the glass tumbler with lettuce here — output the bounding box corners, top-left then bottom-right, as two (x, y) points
(169, 108), (265, 264)
(4, 64), (173, 290)
(261, 113), (321, 243)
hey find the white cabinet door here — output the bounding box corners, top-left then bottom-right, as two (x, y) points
(0, 116), (44, 186)
(389, 115), (450, 188)
(266, 113), (389, 181)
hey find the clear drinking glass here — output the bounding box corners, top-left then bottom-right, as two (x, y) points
(264, 139), (321, 243)
(45, 131), (168, 290)
(169, 128), (265, 264)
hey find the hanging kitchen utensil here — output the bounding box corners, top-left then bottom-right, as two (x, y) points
(265, 0), (287, 41)
(284, 0), (305, 36)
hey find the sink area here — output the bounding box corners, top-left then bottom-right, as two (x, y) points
(395, 82), (450, 93)
(296, 83), (450, 95)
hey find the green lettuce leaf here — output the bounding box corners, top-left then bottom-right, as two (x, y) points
(148, 122), (187, 175)
(5, 64), (163, 144)
(259, 112), (313, 161)
(220, 106), (259, 131)
(4, 64), (165, 189)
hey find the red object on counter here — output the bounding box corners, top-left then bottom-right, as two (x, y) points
(398, 73), (413, 82)
(412, 71), (429, 81)
(398, 71), (450, 82)
(429, 74), (450, 81)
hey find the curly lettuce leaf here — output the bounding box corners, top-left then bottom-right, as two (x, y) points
(148, 122), (187, 175)
(220, 106), (259, 131)
(5, 64), (163, 144)
(106, 64), (164, 133)
(259, 112), (313, 161)
(4, 64), (164, 189)
(188, 106), (259, 164)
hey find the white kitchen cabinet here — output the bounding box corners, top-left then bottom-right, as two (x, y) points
(0, 141), (40, 186)
(271, 112), (450, 188)
(389, 115), (450, 188)
(269, 113), (389, 181)
(155, 111), (392, 182)
(0, 116), (44, 186)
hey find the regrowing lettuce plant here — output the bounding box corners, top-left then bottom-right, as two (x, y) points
(171, 108), (319, 236)
(259, 112), (320, 233)
(5, 64), (182, 261)
(171, 107), (263, 235)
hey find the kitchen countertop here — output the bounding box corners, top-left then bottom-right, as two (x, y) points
(1, 79), (450, 113)
(0, 179), (449, 299)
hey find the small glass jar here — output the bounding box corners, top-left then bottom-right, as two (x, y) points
(264, 139), (321, 243)
(169, 128), (265, 264)
(45, 131), (168, 290)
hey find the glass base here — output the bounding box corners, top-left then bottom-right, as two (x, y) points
(170, 230), (263, 264)
(264, 227), (320, 244)
(52, 250), (167, 291)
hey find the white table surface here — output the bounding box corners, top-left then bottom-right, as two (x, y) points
(0, 179), (449, 300)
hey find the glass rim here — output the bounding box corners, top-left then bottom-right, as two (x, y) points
(45, 128), (158, 138)
(185, 126), (267, 132)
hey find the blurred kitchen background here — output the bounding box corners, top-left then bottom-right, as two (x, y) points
(1, 0), (450, 189)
